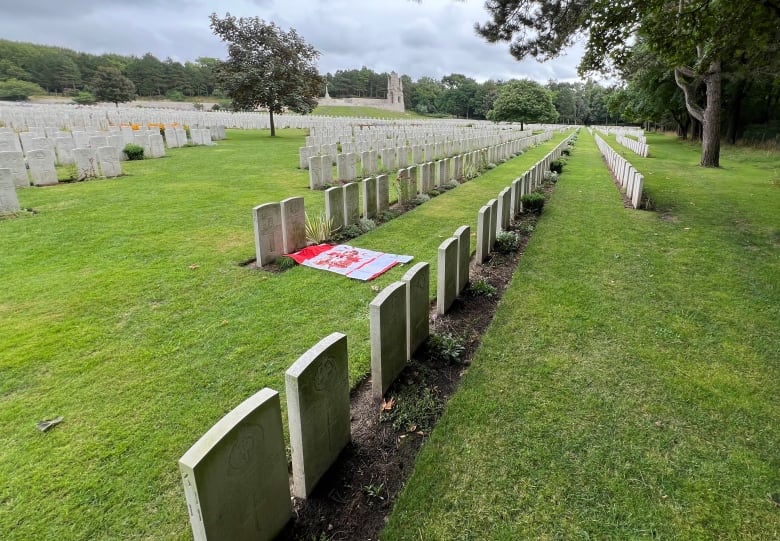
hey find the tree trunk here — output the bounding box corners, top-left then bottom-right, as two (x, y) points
(726, 79), (748, 144)
(674, 61), (722, 167)
(269, 108), (276, 137)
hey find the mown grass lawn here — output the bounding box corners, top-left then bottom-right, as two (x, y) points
(312, 105), (427, 119)
(0, 126), (567, 540)
(384, 130), (779, 539)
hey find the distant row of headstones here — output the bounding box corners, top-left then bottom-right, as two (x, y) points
(594, 126), (649, 157)
(593, 133), (645, 209)
(177, 131), (578, 541)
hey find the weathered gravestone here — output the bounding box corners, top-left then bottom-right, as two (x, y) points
(285, 332), (350, 498)
(343, 182), (360, 226)
(476, 205), (490, 264)
(178, 388), (291, 541)
(370, 281), (408, 399)
(453, 225), (470, 294)
(27, 149), (58, 186)
(362, 176), (377, 219)
(402, 262), (429, 359)
(73, 148), (99, 180)
(436, 237), (459, 315)
(308, 155), (323, 190)
(325, 186), (345, 230)
(0, 151), (29, 188)
(54, 136), (75, 165)
(280, 196), (306, 254)
(149, 134), (166, 158)
(97, 146), (121, 178)
(376, 174), (389, 213)
(133, 134), (151, 156)
(488, 198), (498, 249)
(0, 169), (21, 215)
(498, 187), (511, 232)
(252, 202), (283, 266)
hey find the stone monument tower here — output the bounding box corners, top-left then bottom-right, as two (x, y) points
(386, 71), (405, 112)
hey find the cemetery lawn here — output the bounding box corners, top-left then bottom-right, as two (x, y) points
(0, 127), (568, 540)
(312, 105), (426, 119)
(383, 130), (780, 539)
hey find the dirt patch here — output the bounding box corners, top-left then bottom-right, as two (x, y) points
(277, 188), (551, 540)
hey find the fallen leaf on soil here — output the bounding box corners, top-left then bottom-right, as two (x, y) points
(380, 397), (395, 411)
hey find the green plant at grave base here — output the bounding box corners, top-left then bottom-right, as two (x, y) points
(394, 175), (411, 203)
(443, 180), (459, 190)
(543, 170), (559, 183)
(123, 143), (144, 160)
(276, 255), (297, 271)
(561, 147), (571, 156)
(380, 386), (442, 433)
(358, 218), (376, 233)
(305, 211), (336, 244)
(426, 332), (465, 364)
(363, 483), (386, 502)
(334, 223), (361, 241)
(467, 277), (497, 298)
(379, 209), (401, 223)
(494, 230), (520, 253)
(521, 192), (545, 213)
(412, 193), (431, 206)
(550, 159), (563, 173)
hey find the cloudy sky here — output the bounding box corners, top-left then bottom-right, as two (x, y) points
(0, 0), (585, 83)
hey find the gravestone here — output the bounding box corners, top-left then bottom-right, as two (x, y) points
(376, 174), (389, 213)
(280, 196), (306, 254)
(134, 134), (151, 156)
(343, 182), (360, 226)
(402, 263), (429, 359)
(0, 132), (20, 152)
(97, 146), (121, 178)
(308, 155), (323, 189)
(436, 237), (459, 315)
(407, 166), (419, 195)
(120, 126), (135, 145)
(360, 151), (376, 176)
(453, 225), (470, 294)
(412, 145), (424, 164)
(396, 146), (408, 168)
(176, 128), (188, 146)
(325, 186), (345, 230)
(476, 205), (490, 264)
(0, 169), (21, 215)
(488, 198), (498, 249)
(336, 152), (355, 181)
(320, 155), (333, 185)
(149, 134), (166, 158)
(179, 388), (291, 541)
(436, 159), (448, 186)
(381, 147), (396, 171)
(73, 148), (99, 180)
(54, 135), (75, 165)
(253, 202), (283, 266)
(0, 151), (29, 188)
(89, 135), (108, 150)
(362, 177), (377, 219)
(285, 332), (350, 499)
(164, 128), (180, 148)
(510, 178), (521, 217)
(631, 174), (644, 209)
(27, 149), (58, 186)
(498, 187), (511, 231)
(370, 281), (408, 399)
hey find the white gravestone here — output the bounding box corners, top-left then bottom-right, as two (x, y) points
(149, 134), (166, 158)
(436, 237), (458, 315)
(370, 281), (408, 399)
(453, 225), (471, 294)
(73, 148), (99, 180)
(285, 332), (350, 498)
(97, 146), (121, 178)
(253, 202), (283, 266)
(0, 151), (29, 188)
(402, 262), (429, 359)
(27, 149), (58, 186)
(280, 196), (306, 254)
(476, 205), (490, 264)
(362, 177), (377, 219)
(178, 388), (292, 541)
(0, 169), (21, 215)
(325, 186), (345, 230)
(343, 182), (360, 226)
(376, 174), (390, 213)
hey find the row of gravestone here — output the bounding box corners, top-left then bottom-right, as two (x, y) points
(593, 133), (645, 209)
(176, 132), (578, 541)
(615, 133), (650, 158)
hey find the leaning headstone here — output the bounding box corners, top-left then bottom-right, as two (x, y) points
(0, 169), (21, 215)
(376, 174), (389, 213)
(325, 186), (345, 230)
(453, 225), (470, 294)
(370, 281), (408, 399)
(343, 182), (360, 226)
(73, 148), (99, 180)
(285, 332), (350, 499)
(0, 151), (29, 188)
(402, 262), (429, 359)
(280, 196), (306, 254)
(476, 205), (490, 264)
(97, 146), (121, 178)
(362, 176), (377, 219)
(179, 388), (292, 541)
(27, 149), (58, 186)
(436, 237), (458, 315)
(253, 202), (283, 266)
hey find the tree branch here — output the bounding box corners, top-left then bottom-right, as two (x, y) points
(674, 66), (704, 122)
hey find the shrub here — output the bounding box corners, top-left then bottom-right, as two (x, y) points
(550, 159), (563, 174)
(426, 333), (465, 364)
(276, 256), (296, 271)
(72, 91), (96, 105)
(487, 162), (497, 169)
(412, 194), (430, 206)
(166, 90), (185, 102)
(467, 277), (497, 298)
(123, 144), (144, 160)
(358, 218), (376, 233)
(543, 170), (559, 183)
(521, 192), (545, 214)
(304, 212), (336, 244)
(192, 102), (204, 111)
(495, 231), (520, 253)
(0, 79), (45, 101)
(561, 147), (571, 156)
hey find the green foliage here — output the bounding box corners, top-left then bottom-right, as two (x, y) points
(123, 144), (144, 161)
(412, 193), (431, 206)
(521, 192), (545, 214)
(550, 159), (563, 174)
(304, 211), (335, 244)
(0, 78), (44, 100)
(487, 79), (558, 129)
(276, 255), (297, 271)
(72, 91), (96, 105)
(209, 13), (324, 136)
(467, 277), (497, 298)
(426, 333), (465, 364)
(380, 386), (442, 433)
(494, 231), (520, 253)
(166, 89), (185, 101)
(92, 66), (135, 105)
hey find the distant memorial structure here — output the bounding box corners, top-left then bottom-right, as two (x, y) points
(318, 71), (405, 112)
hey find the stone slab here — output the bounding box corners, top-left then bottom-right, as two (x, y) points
(436, 237), (459, 315)
(0, 169), (21, 214)
(402, 262), (430, 359)
(253, 202), (283, 266)
(370, 281), (408, 399)
(453, 225), (470, 294)
(280, 196), (307, 254)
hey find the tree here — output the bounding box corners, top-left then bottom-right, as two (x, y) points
(475, 0), (780, 167)
(209, 13), (324, 137)
(487, 79), (558, 129)
(0, 78), (45, 101)
(91, 66), (135, 106)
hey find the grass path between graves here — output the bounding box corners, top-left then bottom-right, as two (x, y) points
(0, 128), (567, 540)
(383, 129), (780, 539)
